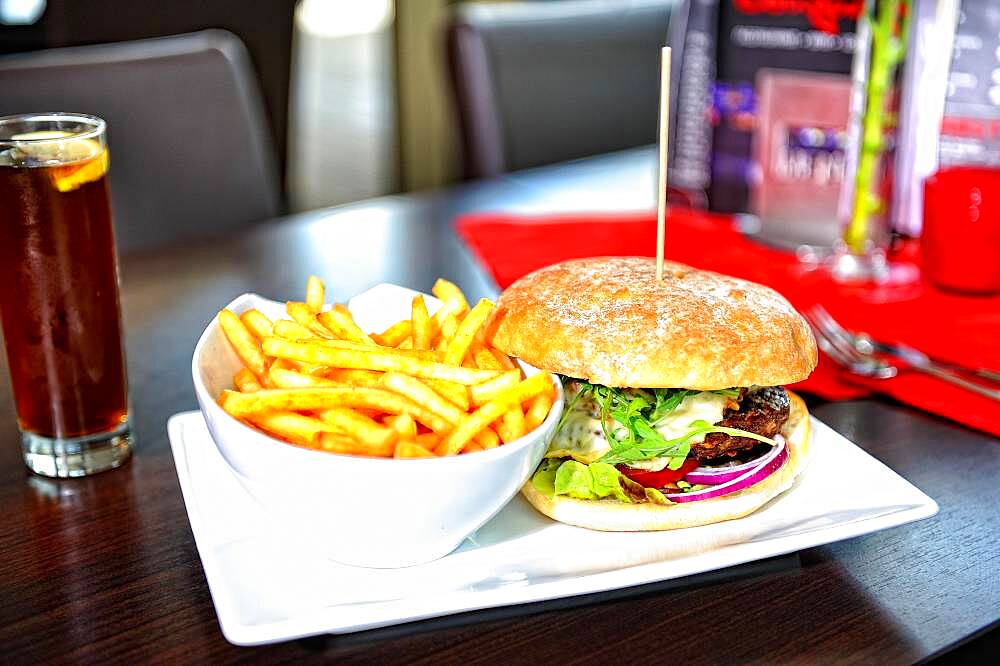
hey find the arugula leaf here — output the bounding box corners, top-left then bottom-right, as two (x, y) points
(554, 377), (775, 468)
(599, 419), (777, 465)
(555, 382), (589, 434)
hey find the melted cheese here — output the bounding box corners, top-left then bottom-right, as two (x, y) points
(545, 408), (613, 463)
(546, 390), (728, 470)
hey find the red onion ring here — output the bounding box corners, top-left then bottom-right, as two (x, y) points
(665, 437), (787, 503)
(684, 435), (785, 485)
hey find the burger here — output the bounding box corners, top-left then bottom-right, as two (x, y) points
(486, 257), (817, 531)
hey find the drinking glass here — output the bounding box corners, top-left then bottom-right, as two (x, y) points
(0, 113), (131, 477)
(922, 167), (1000, 294)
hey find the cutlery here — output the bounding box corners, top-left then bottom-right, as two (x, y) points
(807, 320), (897, 379)
(806, 308), (1000, 402)
(811, 305), (1000, 384)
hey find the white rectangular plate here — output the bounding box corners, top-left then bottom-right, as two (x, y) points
(168, 410), (937, 646)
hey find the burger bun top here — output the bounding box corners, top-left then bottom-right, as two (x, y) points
(488, 257), (817, 389)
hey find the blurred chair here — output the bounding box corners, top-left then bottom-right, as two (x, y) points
(447, 0), (678, 179)
(0, 30), (281, 252)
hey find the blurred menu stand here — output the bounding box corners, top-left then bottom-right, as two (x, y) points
(668, 0), (862, 248)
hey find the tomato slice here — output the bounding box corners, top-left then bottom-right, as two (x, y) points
(617, 458), (700, 488)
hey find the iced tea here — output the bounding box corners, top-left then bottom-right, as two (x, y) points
(0, 114), (130, 477)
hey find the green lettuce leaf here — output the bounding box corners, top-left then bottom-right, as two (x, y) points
(531, 458), (561, 497)
(531, 459), (631, 502)
(531, 458), (671, 504)
(531, 459), (674, 504)
(553, 460), (630, 501)
(553, 460), (597, 499)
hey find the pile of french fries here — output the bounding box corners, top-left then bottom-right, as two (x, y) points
(215, 276), (555, 458)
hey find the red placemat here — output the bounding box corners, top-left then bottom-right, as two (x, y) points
(457, 209), (1000, 437)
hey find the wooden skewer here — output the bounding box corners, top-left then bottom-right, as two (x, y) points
(656, 46), (671, 282)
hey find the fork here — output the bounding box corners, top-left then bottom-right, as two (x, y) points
(808, 320), (897, 379)
(806, 308), (1000, 402)
(811, 305), (1000, 384)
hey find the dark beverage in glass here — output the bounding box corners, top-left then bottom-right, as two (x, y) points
(0, 114), (131, 477)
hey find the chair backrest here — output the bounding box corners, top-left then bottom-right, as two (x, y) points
(447, 0), (677, 179)
(0, 30), (281, 252)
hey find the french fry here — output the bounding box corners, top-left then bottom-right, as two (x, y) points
(385, 413), (417, 439)
(307, 338), (442, 361)
(268, 358), (329, 377)
(394, 440), (436, 458)
(318, 304), (375, 345)
(214, 274), (554, 458)
(375, 373), (497, 447)
(431, 278), (470, 317)
(261, 338), (500, 385)
(319, 432), (394, 457)
(305, 275), (325, 313)
(434, 424), (499, 455)
(240, 309), (274, 341)
(472, 351), (493, 371)
(326, 368), (384, 388)
(372, 319), (412, 347)
(414, 432), (442, 449)
(246, 411), (332, 447)
(429, 305), (449, 332)
(380, 372), (465, 425)
(490, 346), (518, 371)
(411, 295), (432, 349)
(444, 298), (494, 366)
(218, 309), (269, 378)
(270, 358), (298, 372)
(287, 301), (333, 338)
(273, 319), (317, 340)
(524, 392), (554, 431)
(498, 405), (526, 443)
(476, 427), (499, 449)
(234, 368), (263, 393)
(469, 369), (522, 406)
(316, 407), (397, 450)
(269, 366), (337, 388)
(438, 372), (553, 455)
(426, 378), (470, 411)
(218, 387), (452, 432)
(471, 342), (502, 371)
(434, 313), (458, 351)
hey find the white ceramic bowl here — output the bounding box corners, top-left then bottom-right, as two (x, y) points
(192, 283), (563, 568)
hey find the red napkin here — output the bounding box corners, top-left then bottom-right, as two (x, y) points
(457, 209), (1000, 437)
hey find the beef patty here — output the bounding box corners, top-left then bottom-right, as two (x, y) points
(690, 386), (790, 460)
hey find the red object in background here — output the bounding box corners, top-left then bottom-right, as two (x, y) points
(456, 209), (1000, 437)
(922, 167), (1000, 294)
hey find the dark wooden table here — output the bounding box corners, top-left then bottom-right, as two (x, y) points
(1, 148), (997, 663)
